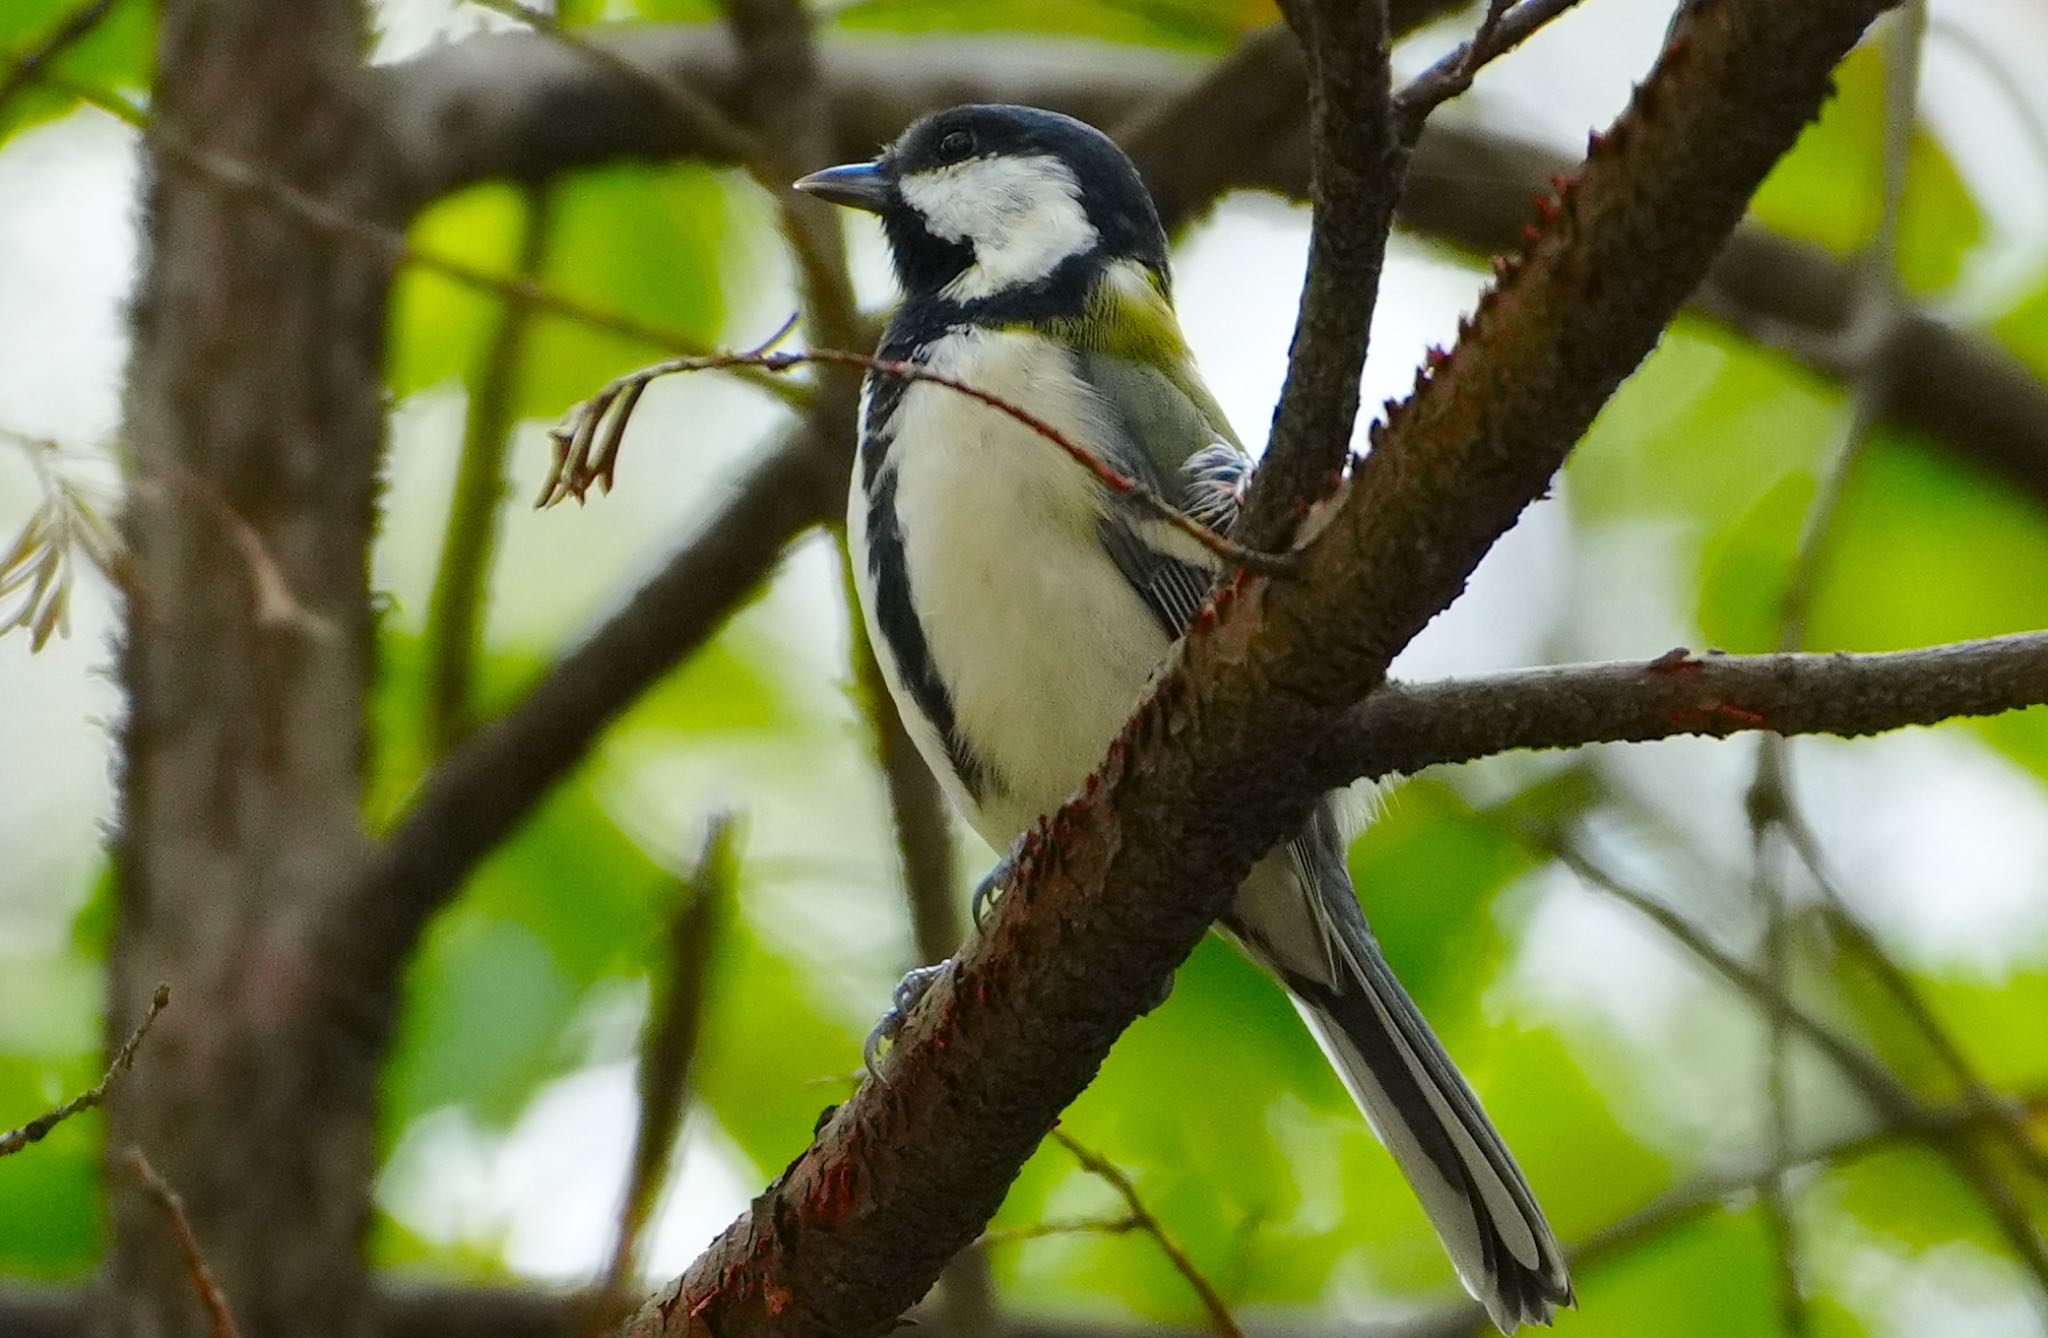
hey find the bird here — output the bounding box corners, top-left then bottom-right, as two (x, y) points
(795, 103), (1573, 1332)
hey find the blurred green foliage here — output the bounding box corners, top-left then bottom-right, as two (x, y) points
(0, 0), (152, 145)
(3, 2), (2046, 1335)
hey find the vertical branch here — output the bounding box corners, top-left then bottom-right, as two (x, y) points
(1237, 0), (1398, 547)
(108, 0), (398, 1332)
(1747, 796), (1810, 1337)
(602, 819), (737, 1307)
(1743, 10), (1928, 1325)
(423, 183), (557, 755)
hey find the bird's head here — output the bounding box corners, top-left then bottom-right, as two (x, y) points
(796, 104), (1169, 308)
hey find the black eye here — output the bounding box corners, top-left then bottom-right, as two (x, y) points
(937, 129), (974, 164)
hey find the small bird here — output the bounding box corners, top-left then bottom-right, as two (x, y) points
(797, 104), (1572, 1331)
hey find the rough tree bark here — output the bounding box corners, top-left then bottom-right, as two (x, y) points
(104, 0), (396, 1335)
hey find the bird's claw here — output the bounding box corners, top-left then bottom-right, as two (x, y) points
(970, 854), (1015, 929)
(863, 961), (952, 1078)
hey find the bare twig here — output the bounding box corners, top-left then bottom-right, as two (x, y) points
(1546, 834), (2048, 1305)
(0, 0), (121, 117)
(978, 1215), (1144, 1246)
(602, 818), (737, 1306)
(0, 984), (168, 1157)
(1050, 1128), (1244, 1338)
(124, 1147), (242, 1338)
(1749, 807), (1810, 1338)
(1393, 0), (1586, 141)
(43, 77), (804, 410)
(538, 347), (1300, 576)
(1741, 13), (1925, 1325)
(1396, 1088), (2048, 1338)
(133, 464), (336, 642)
(1782, 811), (2048, 1182)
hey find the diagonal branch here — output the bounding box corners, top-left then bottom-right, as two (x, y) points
(0, 984), (169, 1157)
(627, 3), (1899, 1333)
(342, 423), (841, 997)
(0, 0), (120, 117)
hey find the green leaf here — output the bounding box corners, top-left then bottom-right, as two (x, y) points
(1825, 1142), (2020, 1256)
(0, 1053), (105, 1276)
(0, 0), (153, 147)
(1552, 1205), (1783, 1338)
(1696, 469), (1814, 653)
(1749, 42), (1985, 294)
(831, 0), (1266, 50)
(692, 913), (866, 1174)
(1347, 779), (1535, 1018)
(384, 912), (578, 1131)
(384, 164), (728, 421)
(1804, 431), (2048, 783)
(1992, 273), (2048, 382)
(1571, 322), (1839, 533)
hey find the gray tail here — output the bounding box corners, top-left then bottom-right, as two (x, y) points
(1230, 831), (1573, 1332)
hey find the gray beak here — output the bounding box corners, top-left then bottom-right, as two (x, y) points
(793, 161), (893, 213)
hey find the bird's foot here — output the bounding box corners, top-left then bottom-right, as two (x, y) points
(970, 854), (1016, 929)
(863, 961), (952, 1078)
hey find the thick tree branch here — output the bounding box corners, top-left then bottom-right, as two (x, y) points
(621, 3), (1894, 1334)
(1328, 633), (2048, 781)
(378, 26), (2048, 512)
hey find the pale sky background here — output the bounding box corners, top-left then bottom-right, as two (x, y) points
(3, 0), (2048, 1324)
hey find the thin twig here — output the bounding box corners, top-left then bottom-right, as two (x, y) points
(1749, 800), (1810, 1337)
(977, 1214), (1145, 1246)
(538, 347), (1299, 576)
(1393, 0), (1586, 142)
(125, 1147), (243, 1338)
(1396, 1088), (2048, 1338)
(1741, 11), (1924, 1325)
(1782, 811), (2048, 1182)
(1050, 1127), (1244, 1338)
(464, 0), (862, 353)
(0, 984), (168, 1157)
(464, 0), (763, 166)
(1330, 634), (2048, 784)
(1543, 831), (2048, 1304)
(601, 817), (737, 1305)
(0, 0), (121, 116)
(132, 464), (335, 641)
(42, 76), (805, 409)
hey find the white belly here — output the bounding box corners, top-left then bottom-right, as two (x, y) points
(849, 328), (1175, 849)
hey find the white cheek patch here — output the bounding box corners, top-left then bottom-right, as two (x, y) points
(899, 154), (1100, 302)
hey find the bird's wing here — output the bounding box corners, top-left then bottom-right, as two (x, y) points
(1072, 348), (1239, 639)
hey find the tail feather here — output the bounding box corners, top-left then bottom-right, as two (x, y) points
(1229, 830), (1572, 1333)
